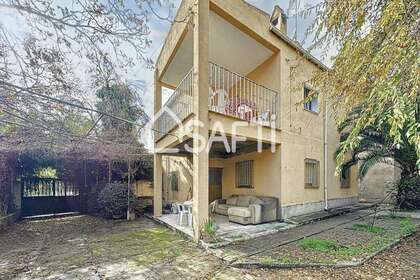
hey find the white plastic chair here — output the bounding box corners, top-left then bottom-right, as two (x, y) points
(176, 203), (189, 226)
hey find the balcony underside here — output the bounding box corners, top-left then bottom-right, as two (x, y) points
(155, 111), (281, 156)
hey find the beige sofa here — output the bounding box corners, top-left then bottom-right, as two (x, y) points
(214, 195), (278, 225)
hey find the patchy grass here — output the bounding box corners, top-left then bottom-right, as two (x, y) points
(299, 238), (343, 252)
(400, 218), (416, 235)
(352, 224), (385, 234)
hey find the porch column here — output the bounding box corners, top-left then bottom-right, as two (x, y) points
(192, 0), (210, 242)
(153, 154), (163, 217)
(154, 69), (163, 217)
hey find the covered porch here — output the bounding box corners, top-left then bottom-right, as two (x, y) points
(154, 137), (283, 244)
(154, 213), (292, 248)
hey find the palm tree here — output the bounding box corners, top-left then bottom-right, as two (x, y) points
(337, 106), (419, 208)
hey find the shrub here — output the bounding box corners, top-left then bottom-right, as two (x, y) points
(97, 182), (136, 219)
(395, 176), (420, 210)
(201, 218), (218, 241)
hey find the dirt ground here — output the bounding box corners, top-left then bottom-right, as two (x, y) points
(0, 215), (418, 280)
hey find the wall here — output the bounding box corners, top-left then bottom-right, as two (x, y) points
(162, 156), (193, 204)
(359, 163), (399, 203)
(135, 180), (153, 197)
(221, 149), (281, 202)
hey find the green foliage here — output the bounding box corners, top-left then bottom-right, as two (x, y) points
(352, 224), (385, 234)
(310, 0), (420, 170)
(95, 84), (146, 142)
(97, 182), (136, 219)
(34, 167), (58, 179)
(337, 105), (418, 181)
(395, 176), (420, 210)
(299, 238), (342, 252)
(400, 218), (416, 236)
(201, 218), (218, 240)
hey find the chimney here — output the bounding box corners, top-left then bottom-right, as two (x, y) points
(270, 5), (287, 34)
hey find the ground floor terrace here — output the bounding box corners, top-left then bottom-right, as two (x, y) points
(153, 132), (359, 242)
(1, 211), (419, 279)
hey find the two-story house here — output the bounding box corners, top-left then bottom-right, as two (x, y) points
(153, 0), (358, 241)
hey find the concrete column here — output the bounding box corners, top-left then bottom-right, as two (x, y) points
(154, 69), (163, 217)
(192, 0), (210, 242)
(153, 154), (163, 217)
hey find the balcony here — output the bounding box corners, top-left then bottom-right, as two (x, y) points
(155, 62), (279, 138)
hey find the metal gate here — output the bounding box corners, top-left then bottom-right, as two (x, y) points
(21, 177), (80, 217)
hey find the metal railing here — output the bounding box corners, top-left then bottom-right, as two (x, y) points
(155, 63), (279, 138)
(209, 62), (279, 127)
(155, 69), (193, 136)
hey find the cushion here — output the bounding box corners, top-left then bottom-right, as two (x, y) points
(217, 204), (229, 210)
(249, 197), (264, 205)
(237, 196), (251, 207)
(226, 197), (238, 206)
(228, 207), (251, 218)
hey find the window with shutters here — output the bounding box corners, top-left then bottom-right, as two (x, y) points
(305, 159), (320, 188)
(236, 160), (254, 188)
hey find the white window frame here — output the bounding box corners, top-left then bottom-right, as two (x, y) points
(305, 159), (320, 188)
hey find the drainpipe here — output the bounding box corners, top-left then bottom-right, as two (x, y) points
(323, 97), (329, 211)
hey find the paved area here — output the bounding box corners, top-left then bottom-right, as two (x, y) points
(156, 214), (294, 248)
(0, 212), (418, 279)
(212, 209), (377, 262)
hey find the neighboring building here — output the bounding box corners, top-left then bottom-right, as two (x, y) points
(359, 163), (399, 203)
(153, 0), (358, 241)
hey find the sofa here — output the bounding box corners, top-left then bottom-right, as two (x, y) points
(213, 195), (278, 225)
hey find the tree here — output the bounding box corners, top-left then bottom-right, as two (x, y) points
(338, 105), (419, 209)
(338, 105), (418, 180)
(95, 83), (147, 142)
(306, 0), (419, 171)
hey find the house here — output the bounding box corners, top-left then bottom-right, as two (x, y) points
(153, 0), (358, 241)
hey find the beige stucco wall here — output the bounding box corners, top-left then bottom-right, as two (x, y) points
(135, 180), (153, 197)
(162, 156), (193, 204)
(221, 149), (282, 201)
(359, 163), (399, 203)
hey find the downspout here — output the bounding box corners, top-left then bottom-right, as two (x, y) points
(323, 96), (329, 211)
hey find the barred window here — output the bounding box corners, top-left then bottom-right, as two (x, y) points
(236, 160), (254, 188)
(305, 159), (319, 188)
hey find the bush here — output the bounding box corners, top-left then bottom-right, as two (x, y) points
(97, 182), (137, 219)
(395, 176), (420, 210)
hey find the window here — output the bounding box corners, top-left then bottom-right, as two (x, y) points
(170, 171), (178, 191)
(209, 168), (223, 185)
(304, 86), (319, 113)
(305, 159), (319, 188)
(236, 160), (254, 188)
(340, 168), (351, 188)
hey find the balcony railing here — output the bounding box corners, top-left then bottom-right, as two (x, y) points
(155, 62), (279, 137)
(155, 69), (193, 136)
(209, 62), (279, 127)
